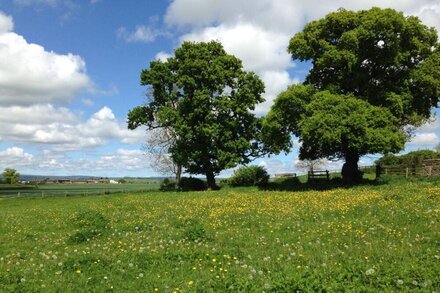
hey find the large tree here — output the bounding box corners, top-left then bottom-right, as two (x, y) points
(264, 7), (440, 182)
(128, 41), (264, 189)
(1, 168), (20, 184)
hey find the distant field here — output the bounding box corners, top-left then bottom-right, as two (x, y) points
(0, 179), (439, 291)
(0, 182), (160, 197)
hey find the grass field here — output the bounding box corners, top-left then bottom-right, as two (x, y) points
(0, 179), (439, 292)
(0, 182), (160, 198)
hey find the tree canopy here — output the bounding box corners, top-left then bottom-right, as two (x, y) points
(1, 168), (20, 184)
(128, 41), (265, 189)
(264, 7), (440, 182)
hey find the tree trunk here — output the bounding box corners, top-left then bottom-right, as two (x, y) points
(206, 171), (219, 190)
(175, 164), (182, 190)
(342, 151), (362, 183)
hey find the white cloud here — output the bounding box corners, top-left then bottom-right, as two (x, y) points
(182, 23), (292, 73)
(0, 147), (34, 169)
(0, 106), (145, 150)
(0, 147), (148, 174)
(0, 11), (13, 33)
(117, 25), (165, 43)
(407, 133), (440, 146)
(155, 51), (172, 62)
(0, 12), (91, 106)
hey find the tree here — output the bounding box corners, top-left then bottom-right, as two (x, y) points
(1, 168), (20, 184)
(143, 128), (182, 188)
(295, 158), (328, 174)
(264, 7), (440, 183)
(128, 41), (265, 189)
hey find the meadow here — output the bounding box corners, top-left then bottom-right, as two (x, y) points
(0, 182), (160, 198)
(0, 179), (439, 292)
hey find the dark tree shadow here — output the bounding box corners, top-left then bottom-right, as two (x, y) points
(260, 176), (386, 192)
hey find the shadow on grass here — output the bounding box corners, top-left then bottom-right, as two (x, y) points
(260, 176), (386, 192)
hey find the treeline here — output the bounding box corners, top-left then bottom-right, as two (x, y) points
(376, 150), (440, 166)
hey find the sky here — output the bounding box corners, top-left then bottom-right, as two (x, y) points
(0, 0), (439, 178)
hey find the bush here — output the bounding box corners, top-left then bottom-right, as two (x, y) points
(160, 178), (176, 191)
(160, 177), (207, 191)
(228, 165), (270, 187)
(179, 177), (207, 191)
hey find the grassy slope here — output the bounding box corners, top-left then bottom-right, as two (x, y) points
(0, 180), (439, 292)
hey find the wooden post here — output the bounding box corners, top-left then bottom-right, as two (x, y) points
(405, 167), (409, 178)
(326, 170), (329, 181)
(428, 166), (432, 177)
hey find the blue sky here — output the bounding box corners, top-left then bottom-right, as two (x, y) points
(0, 0), (439, 177)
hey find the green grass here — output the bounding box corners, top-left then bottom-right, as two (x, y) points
(0, 183), (160, 197)
(0, 179), (439, 292)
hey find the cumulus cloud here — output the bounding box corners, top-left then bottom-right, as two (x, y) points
(0, 147), (34, 170)
(0, 12), (91, 106)
(0, 147), (148, 174)
(0, 106), (145, 150)
(0, 11), (13, 33)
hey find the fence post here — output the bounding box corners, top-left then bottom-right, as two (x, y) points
(326, 170), (329, 181)
(41, 192), (44, 198)
(428, 166), (432, 176)
(18, 192), (20, 197)
(405, 167), (409, 178)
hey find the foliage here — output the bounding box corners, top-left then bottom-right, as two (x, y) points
(228, 165), (270, 187)
(376, 149), (440, 166)
(179, 177), (207, 191)
(264, 7), (440, 183)
(117, 178), (127, 184)
(128, 41), (265, 189)
(159, 178), (176, 191)
(1, 181), (439, 291)
(299, 92), (406, 160)
(1, 168), (20, 185)
(295, 158), (327, 173)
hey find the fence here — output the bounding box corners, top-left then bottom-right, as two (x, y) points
(0, 188), (155, 199)
(421, 159), (440, 176)
(379, 159), (440, 178)
(307, 170), (330, 181)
